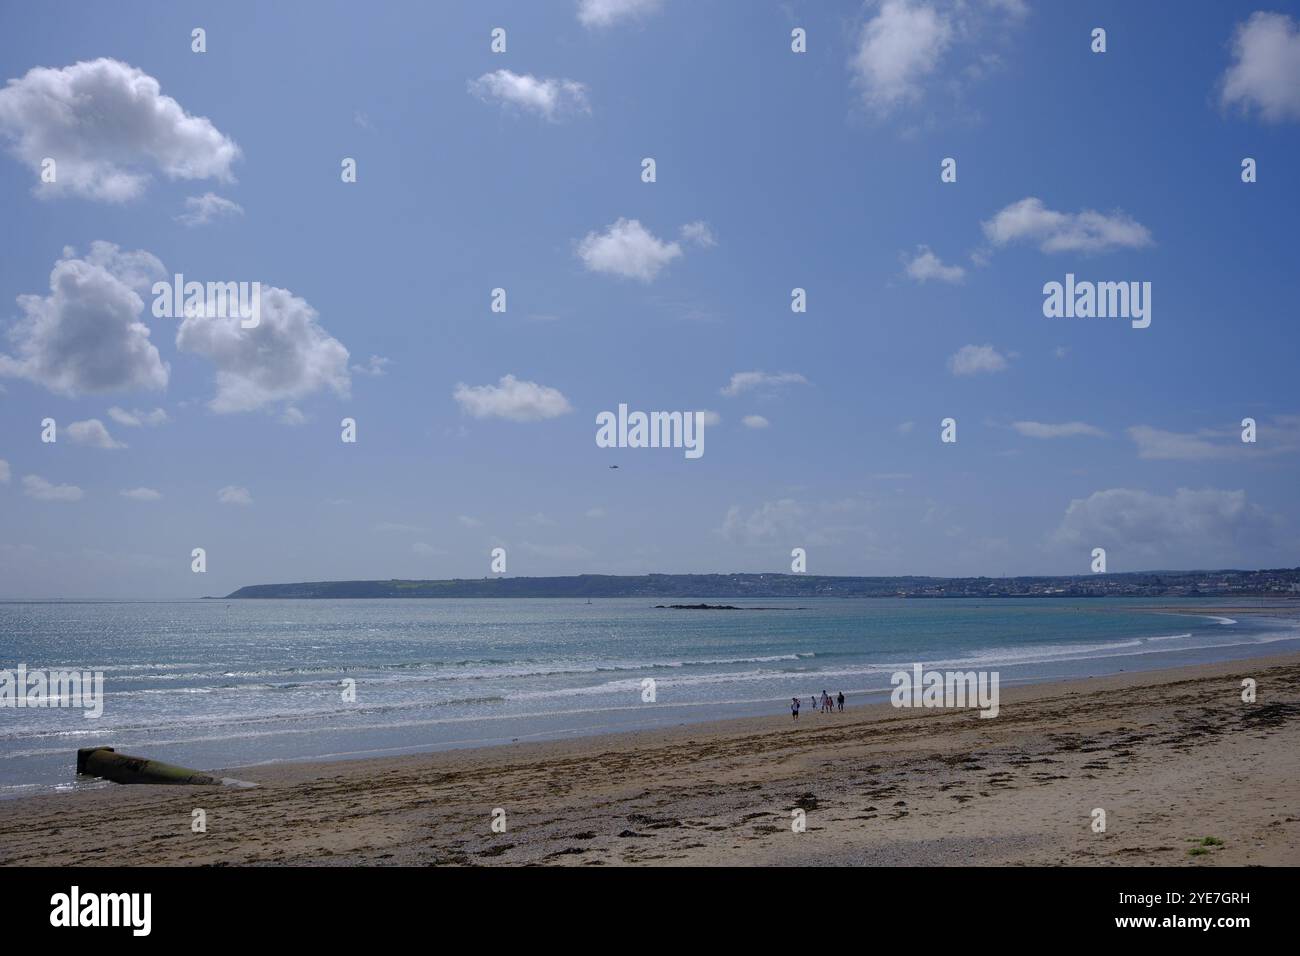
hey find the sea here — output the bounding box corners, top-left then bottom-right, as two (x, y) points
(2, 597), (1298, 797)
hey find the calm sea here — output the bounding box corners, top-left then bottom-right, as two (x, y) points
(2, 597), (1298, 796)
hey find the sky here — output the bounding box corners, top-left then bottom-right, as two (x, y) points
(1, 0), (1298, 599)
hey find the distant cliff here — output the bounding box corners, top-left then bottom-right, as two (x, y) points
(223, 569), (1300, 599)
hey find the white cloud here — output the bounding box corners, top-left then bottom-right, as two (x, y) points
(679, 221), (716, 247)
(981, 197), (1153, 254)
(67, 418), (126, 449)
(897, 421), (915, 434)
(1011, 421), (1105, 439)
(1220, 12), (1300, 122)
(577, 218), (683, 281)
(0, 459), (9, 483)
(468, 70), (590, 121)
(585, 507), (607, 519)
(1128, 416), (1300, 461)
(176, 192), (243, 227)
(457, 515), (482, 528)
(904, 245), (965, 283)
(1052, 487), (1277, 562)
(176, 285), (350, 413)
(1128, 425), (1226, 461)
(0, 242), (169, 396)
(720, 371), (808, 397)
(217, 485), (252, 506)
(411, 542), (444, 556)
(23, 474), (83, 502)
(120, 487), (162, 501)
(742, 414), (770, 429)
(719, 498), (876, 549)
(350, 355), (391, 377)
(948, 344), (1009, 376)
(850, 0), (953, 116)
(453, 374), (573, 422)
(108, 406), (169, 427)
(699, 410), (722, 426)
(578, 0), (664, 27)
(0, 58), (240, 202)
(279, 406), (307, 426)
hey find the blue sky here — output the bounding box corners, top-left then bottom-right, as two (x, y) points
(1, 0), (1298, 599)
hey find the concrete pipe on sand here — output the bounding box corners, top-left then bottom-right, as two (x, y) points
(76, 747), (256, 787)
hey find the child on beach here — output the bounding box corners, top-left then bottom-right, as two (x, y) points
(837, 691), (844, 712)
(791, 697), (800, 720)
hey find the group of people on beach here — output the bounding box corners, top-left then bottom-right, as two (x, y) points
(790, 690), (843, 718)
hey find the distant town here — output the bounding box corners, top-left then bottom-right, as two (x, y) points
(223, 568), (1300, 600)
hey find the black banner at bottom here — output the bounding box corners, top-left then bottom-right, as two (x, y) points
(1, 865), (1284, 940)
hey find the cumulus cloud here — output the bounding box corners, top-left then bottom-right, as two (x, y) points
(578, 0), (664, 28)
(176, 285), (350, 413)
(0, 242), (169, 396)
(468, 69), (590, 121)
(120, 487), (161, 501)
(453, 374), (573, 422)
(1220, 11), (1300, 122)
(948, 344), (1009, 376)
(350, 355), (391, 377)
(679, 221), (716, 247)
(176, 192), (243, 227)
(23, 474), (83, 501)
(67, 418), (126, 449)
(108, 406), (169, 427)
(1012, 421), (1106, 439)
(850, 0), (953, 116)
(981, 197), (1153, 254)
(1052, 487), (1278, 563)
(0, 58), (240, 202)
(699, 410), (722, 426)
(577, 218), (686, 281)
(720, 371), (808, 397)
(742, 414), (770, 429)
(904, 245), (965, 283)
(217, 485), (252, 506)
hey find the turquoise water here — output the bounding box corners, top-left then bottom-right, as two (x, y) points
(1, 597), (1297, 796)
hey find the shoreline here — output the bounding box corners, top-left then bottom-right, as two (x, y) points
(2, 652), (1297, 866)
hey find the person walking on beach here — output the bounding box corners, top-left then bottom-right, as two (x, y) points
(837, 691), (844, 712)
(791, 697), (800, 720)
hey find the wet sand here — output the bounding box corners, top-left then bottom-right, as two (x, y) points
(1, 653), (1297, 866)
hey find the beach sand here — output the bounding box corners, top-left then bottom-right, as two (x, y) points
(2, 654), (1297, 866)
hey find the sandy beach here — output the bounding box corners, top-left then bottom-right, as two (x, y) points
(2, 653), (1297, 867)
